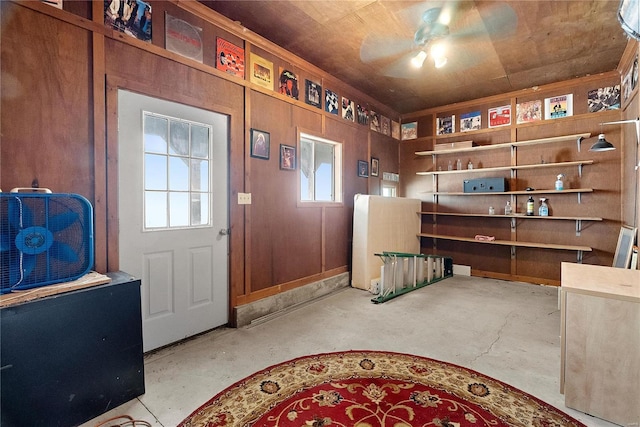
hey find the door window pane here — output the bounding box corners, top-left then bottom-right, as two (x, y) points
(143, 112), (213, 230)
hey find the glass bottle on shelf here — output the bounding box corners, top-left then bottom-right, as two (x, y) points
(504, 200), (512, 215)
(448, 160), (453, 171)
(467, 160), (473, 169)
(456, 158), (462, 170)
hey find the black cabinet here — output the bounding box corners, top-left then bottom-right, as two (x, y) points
(1, 272), (145, 427)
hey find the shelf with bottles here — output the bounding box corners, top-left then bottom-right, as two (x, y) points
(415, 132), (591, 157)
(416, 160), (594, 176)
(422, 188), (593, 196)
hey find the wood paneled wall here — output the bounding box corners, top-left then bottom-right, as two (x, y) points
(0, 1), (399, 322)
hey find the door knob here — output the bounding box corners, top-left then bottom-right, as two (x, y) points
(219, 228), (229, 236)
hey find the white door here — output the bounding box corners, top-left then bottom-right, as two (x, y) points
(117, 90), (229, 352)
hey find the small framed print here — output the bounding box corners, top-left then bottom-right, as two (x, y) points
(371, 157), (379, 177)
(358, 160), (369, 178)
(280, 144), (296, 170)
(250, 128), (270, 159)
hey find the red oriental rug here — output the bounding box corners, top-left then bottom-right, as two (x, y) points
(177, 350), (585, 427)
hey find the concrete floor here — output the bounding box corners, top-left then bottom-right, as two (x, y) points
(82, 275), (617, 427)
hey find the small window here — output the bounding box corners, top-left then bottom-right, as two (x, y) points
(299, 133), (342, 202)
(382, 183), (397, 197)
(143, 112), (212, 230)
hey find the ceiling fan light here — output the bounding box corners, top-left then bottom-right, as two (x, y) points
(589, 134), (616, 151)
(411, 50), (428, 68)
(434, 56), (448, 68)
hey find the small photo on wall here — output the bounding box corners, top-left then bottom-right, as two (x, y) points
(357, 104), (369, 125)
(104, 0), (152, 42)
(279, 68), (299, 100)
(587, 85), (621, 112)
(250, 128), (270, 159)
(358, 160), (369, 178)
(325, 89), (339, 114)
(280, 144), (296, 170)
(342, 97), (355, 121)
(371, 157), (379, 177)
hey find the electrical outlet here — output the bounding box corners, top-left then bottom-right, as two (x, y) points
(238, 192), (252, 205)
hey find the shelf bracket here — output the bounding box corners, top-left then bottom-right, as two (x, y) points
(511, 217), (516, 232)
(577, 192), (582, 204)
(576, 250), (584, 264)
(578, 163), (583, 177)
(510, 245), (516, 259)
(575, 219), (582, 236)
(577, 136), (584, 152)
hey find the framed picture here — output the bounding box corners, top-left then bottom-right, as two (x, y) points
(358, 160), (369, 178)
(216, 37), (244, 78)
(488, 105), (511, 128)
(278, 68), (299, 100)
(280, 144), (296, 170)
(166, 14), (203, 63)
(587, 85), (621, 112)
(401, 122), (417, 140)
(544, 94), (573, 119)
(342, 97), (355, 121)
(104, 0), (152, 42)
(460, 111), (481, 132)
(325, 89), (339, 114)
(250, 129), (270, 159)
(436, 115), (454, 135)
(613, 225), (638, 268)
(371, 157), (379, 177)
(249, 53), (273, 90)
(516, 100), (542, 124)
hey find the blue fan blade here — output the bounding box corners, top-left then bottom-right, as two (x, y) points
(8, 199), (34, 229)
(50, 241), (79, 262)
(49, 211), (79, 233)
(9, 254), (36, 285)
(0, 233), (10, 252)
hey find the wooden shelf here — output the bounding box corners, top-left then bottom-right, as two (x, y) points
(416, 160), (594, 176)
(418, 233), (592, 253)
(419, 211), (603, 221)
(415, 132), (591, 156)
(421, 188), (593, 196)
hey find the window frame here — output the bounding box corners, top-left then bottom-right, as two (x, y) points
(297, 130), (344, 207)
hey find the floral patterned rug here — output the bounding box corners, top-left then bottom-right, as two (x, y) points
(177, 350), (584, 427)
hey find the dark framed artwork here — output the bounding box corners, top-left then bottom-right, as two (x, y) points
(250, 129), (270, 159)
(358, 160), (369, 178)
(280, 144), (296, 170)
(371, 157), (379, 177)
(305, 79), (322, 108)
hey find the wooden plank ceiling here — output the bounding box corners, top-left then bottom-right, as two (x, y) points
(200, 1), (629, 114)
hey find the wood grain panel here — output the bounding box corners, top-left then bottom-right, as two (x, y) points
(1, 2), (93, 197)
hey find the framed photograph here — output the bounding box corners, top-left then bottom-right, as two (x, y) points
(436, 115), (455, 135)
(380, 116), (391, 136)
(305, 79), (322, 108)
(216, 37), (244, 78)
(358, 160), (369, 178)
(613, 225), (638, 268)
(357, 104), (369, 125)
(249, 53), (273, 90)
(250, 129), (270, 159)
(588, 85), (621, 112)
(325, 89), (339, 114)
(370, 111), (380, 132)
(391, 121), (400, 140)
(371, 157), (379, 177)
(544, 94), (573, 119)
(280, 144), (296, 170)
(460, 111), (481, 132)
(342, 97), (355, 121)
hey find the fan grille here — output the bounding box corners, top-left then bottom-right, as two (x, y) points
(0, 193), (94, 293)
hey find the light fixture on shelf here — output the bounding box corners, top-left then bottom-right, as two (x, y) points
(589, 134), (616, 152)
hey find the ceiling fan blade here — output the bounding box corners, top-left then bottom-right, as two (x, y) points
(360, 35), (415, 63)
(48, 211), (79, 233)
(451, 2), (517, 40)
(381, 51), (429, 79)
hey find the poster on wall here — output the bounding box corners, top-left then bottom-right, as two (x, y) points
(104, 0), (152, 42)
(436, 115), (454, 135)
(342, 97), (355, 121)
(488, 105), (511, 128)
(166, 14), (203, 63)
(401, 122), (417, 140)
(391, 121), (400, 140)
(516, 100), (542, 124)
(587, 85), (621, 112)
(380, 116), (391, 136)
(249, 53), (274, 90)
(370, 111), (380, 132)
(278, 68), (299, 99)
(325, 89), (339, 114)
(544, 94), (573, 119)
(357, 104), (369, 125)
(305, 79), (322, 108)
(216, 37), (244, 78)
(460, 111), (481, 132)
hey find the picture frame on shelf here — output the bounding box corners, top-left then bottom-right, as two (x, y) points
(280, 144), (296, 170)
(587, 85), (620, 112)
(358, 160), (369, 178)
(436, 115), (454, 135)
(488, 105), (511, 128)
(249, 53), (274, 90)
(544, 94), (573, 119)
(305, 79), (322, 108)
(166, 14), (203, 63)
(516, 100), (542, 124)
(325, 89), (339, 115)
(250, 128), (270, 160)
(216, 37), (244, 77)
(371, 157), (379, 177)
(401, 121), (417, 140)
(278, 68), (299, 100)
(104, 0), (152, 42)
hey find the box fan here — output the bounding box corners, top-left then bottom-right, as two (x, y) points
(0, 188), (94, 294)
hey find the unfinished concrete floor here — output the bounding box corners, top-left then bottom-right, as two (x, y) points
(82, 275), (617, 427)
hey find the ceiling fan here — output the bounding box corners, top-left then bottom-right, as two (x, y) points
(359, 1), (518, 79)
